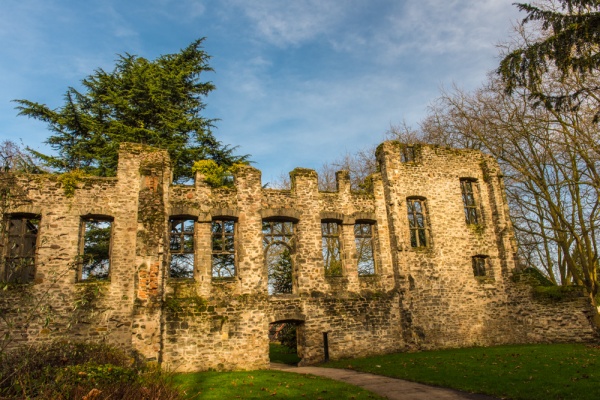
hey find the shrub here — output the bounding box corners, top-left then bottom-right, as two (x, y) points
(57, 169), (90, 197)
(192, 159), (231, 187)
(192, 160), (245, 187)
(0, 340), (179, 399)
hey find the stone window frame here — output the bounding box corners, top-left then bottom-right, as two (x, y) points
(460, 178), (480, 225)
(211, 218), (237, 280)
(400, 145), (418, 163)
(472, 255), (489, 277)
(168, 216), (196, 280)
(354, 221), (377, 276)
(263, 218), (297, 296)
(321, 220), (343, 277)
(2, 213), (40, 283)
(406, 197), (430, 248)
(78, 215), (114, 282)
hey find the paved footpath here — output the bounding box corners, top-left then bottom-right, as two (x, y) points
(270, 363), (498, 400)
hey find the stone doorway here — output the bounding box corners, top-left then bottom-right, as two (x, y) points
(268, 319), (304, 365)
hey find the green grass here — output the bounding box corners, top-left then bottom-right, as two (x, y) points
(324, 343), (600, 400)
(269, 342), (302, 365)
(173, 370), (384, 399)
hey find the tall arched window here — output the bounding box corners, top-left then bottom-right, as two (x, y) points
(79, 216), (113, 281)
(355, 222), (376, 276)
(460, 179), (479, 225)
(263, 220), (295, 295)
(212, 219), (236, 278)
(407, 197), (429, 248)
(169, 218), (195, 279)
(321, 221), (342, 276)
(3, 214), (39, 283)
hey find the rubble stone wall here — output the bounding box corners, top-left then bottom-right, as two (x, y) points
(0, 141), (595, 371)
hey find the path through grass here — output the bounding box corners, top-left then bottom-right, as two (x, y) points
(174, 370), (384, 399)
(324, 343), (600, 400)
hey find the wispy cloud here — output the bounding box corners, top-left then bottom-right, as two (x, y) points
(227, 0), (354, 47)
(145, 0), (207, 22)
(322, 0), (522, 69)
(379, 1), (520, 58)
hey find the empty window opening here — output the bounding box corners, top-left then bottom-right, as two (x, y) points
(263, 220), (295, 295)
(169, 219), (195, 279)
(212, 219), (236, 278)
(461, 179), (479, 225)
(355, 223), (375, 276)
(322, 222), (342, 276)
(407, 198), (429, 248)
(3, 215), (39, 283)
(80, 219), (112, 281)
(401, 146), (416, 163)
(472, 256), (488, 277)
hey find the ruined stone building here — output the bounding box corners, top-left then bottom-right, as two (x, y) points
(0, 141), (596, 371)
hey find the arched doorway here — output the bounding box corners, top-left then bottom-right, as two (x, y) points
(268, 318), (304, 365)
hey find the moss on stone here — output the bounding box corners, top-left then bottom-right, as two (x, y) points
(468, 224), (485, 235)
(57, 169), (90, 197)
(532, 285), (584, 302)
(164, 295), (208, 314)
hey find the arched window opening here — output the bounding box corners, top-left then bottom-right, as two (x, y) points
(3, 214), (39, 283)
(322, 221), (342, 276)
(169, 218), (195, 279)
(355, 222), (376, 276)
(79, 217), (112, 281)
(407, 198), (429, 248)
(472, 255), (489, 277)
(263, 220), (295, 295)
(211, 219), (236, 278)
(460, 179), (479, 225)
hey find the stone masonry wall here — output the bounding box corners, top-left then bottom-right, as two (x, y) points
(0, 141), (595, 372)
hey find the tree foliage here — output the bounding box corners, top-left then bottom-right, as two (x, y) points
(81, 220), (111, 280)
(267, 245), (293, 295)
(15, 39), (247, 182)
(191, 159), (244, 187)
(276, 322), (298, 351)
(498, 1), (600, 115)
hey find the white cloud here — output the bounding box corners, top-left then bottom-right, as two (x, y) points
(227, 0), (354, 47)
(380, 0), (520, 58)
(147, 0), (206, 21)
(210, 65), (431, 179)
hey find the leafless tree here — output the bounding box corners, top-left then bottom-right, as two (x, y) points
(425, 72), (600, 314)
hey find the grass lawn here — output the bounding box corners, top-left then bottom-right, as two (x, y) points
(324, 343), (600, 400)
(269, 342), (302, 365)
(173, 370), (384, 399)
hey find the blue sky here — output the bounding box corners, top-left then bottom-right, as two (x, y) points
(0, 0), (520, 184)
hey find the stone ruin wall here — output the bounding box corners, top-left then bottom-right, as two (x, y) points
(0, 141), (596, 372)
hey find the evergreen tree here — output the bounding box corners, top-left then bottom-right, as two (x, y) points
(498, 1), (600, 114)
(15, 39), (247, 182)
